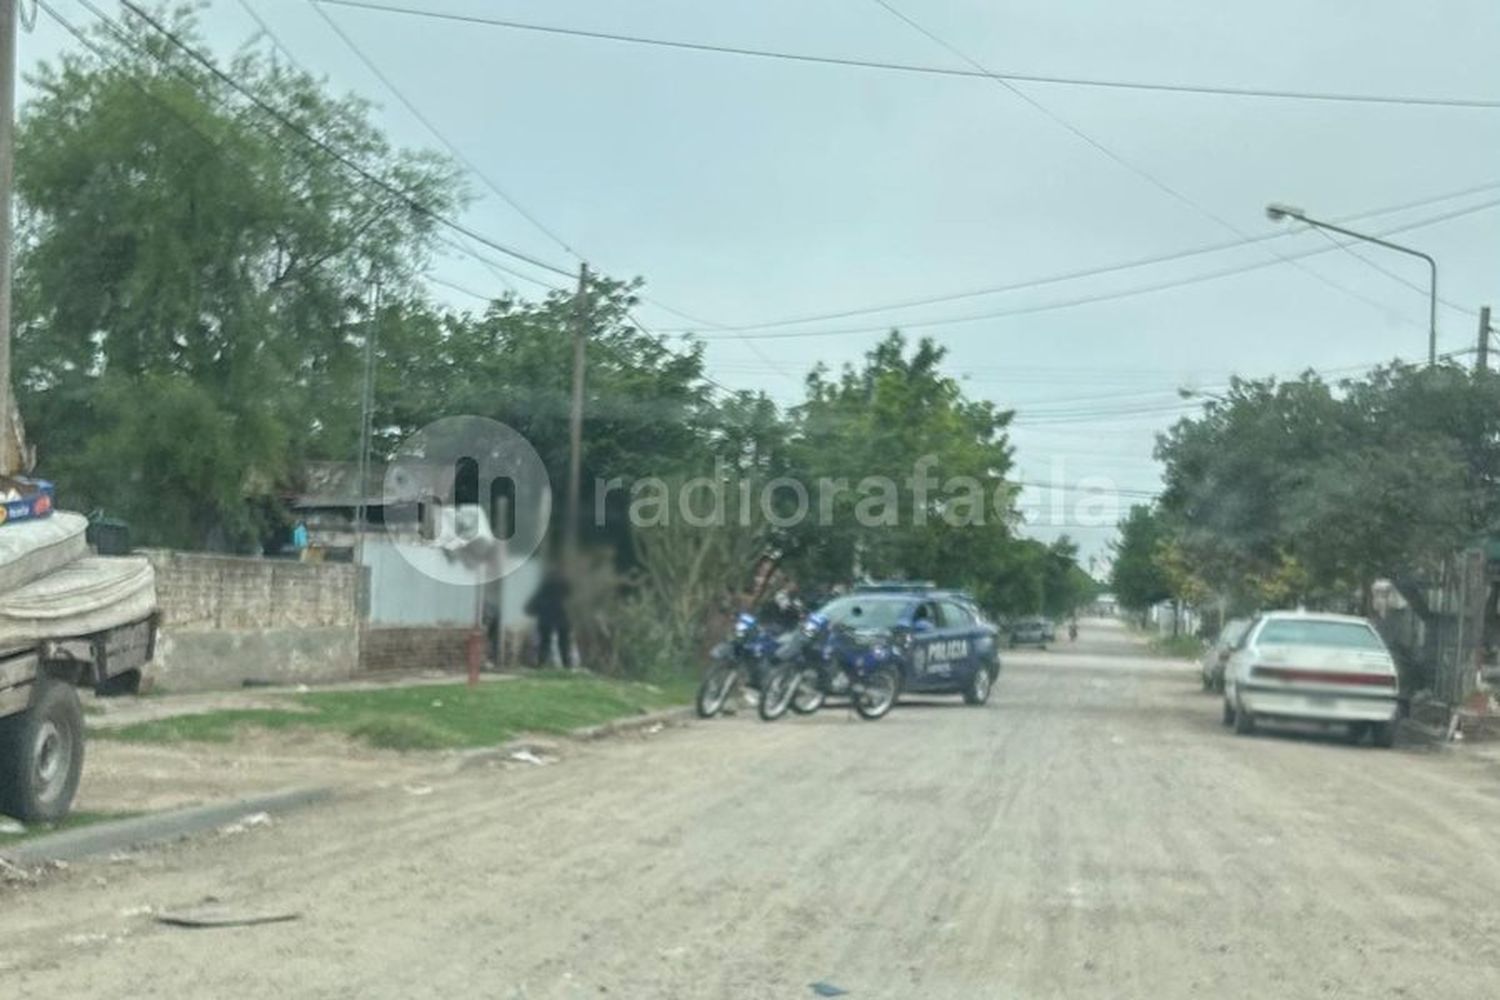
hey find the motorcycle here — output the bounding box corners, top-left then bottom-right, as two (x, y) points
(694, 612), (783, 718)
(758, 613), (902, 722)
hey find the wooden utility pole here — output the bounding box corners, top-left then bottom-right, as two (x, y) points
(1478, 306), (1492, 376)
(564, 262), (589, 566)
(0, 0), (17, 474)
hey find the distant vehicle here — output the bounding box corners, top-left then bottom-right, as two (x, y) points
(1222, 611), (1400, 747)
(1041, 618), (1058, 642)
(759, 586), (1001, 720)
(1199, 617), (1252, 693)
(1007, 617), (1049, 649)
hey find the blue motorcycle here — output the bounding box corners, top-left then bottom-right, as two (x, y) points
(758, 612), (902, 722)
(694, 612), (784, 718)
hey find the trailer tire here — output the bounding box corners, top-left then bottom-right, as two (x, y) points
(0, 679), (86, 824)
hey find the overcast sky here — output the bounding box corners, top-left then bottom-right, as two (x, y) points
(18, 1), (1500, 567)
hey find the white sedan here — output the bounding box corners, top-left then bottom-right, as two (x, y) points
(1222, 611), (1400, 747)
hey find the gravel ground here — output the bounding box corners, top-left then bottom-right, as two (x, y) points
(7, 618), (1500, 998)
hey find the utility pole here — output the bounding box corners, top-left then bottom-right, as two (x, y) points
(1478, 306), (1492, 376)
(354, 277), (380, 571)
(564, 262), (589, 567)
(0, 0), (17, 474)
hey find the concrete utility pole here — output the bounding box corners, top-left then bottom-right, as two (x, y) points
(354, 278), (380, 570)
(0, 0), (17, 474)
(1478, 306), (1492, 376)
(564, 262), (589, 567)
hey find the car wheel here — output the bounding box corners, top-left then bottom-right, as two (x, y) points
(962, 666), (993, 706)
(1371, 720), (1397, 748)
(1233, 701), (1256, 736)
(0, 678), (86, 824)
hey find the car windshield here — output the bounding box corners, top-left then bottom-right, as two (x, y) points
(818, 596), (910, 630)
(1256, 619), (1386, 650)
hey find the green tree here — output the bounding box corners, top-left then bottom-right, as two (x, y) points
(14, 7), (460, 548)
(781, 332), (1019, 591)
(1111, 505), (1172, 612)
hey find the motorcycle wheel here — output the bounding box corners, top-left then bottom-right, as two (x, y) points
(853, 665), (901, 720)
(695, 663), (738, 718)
(758, 666), (799, 721)
(790, 669), (826, 715)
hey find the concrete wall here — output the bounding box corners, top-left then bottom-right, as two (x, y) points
(141, 550), (360, 692)
(362, 535), (542, 632)
(359, 536), (543, 673)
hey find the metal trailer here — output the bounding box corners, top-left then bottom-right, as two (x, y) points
(0, 615), (157, 823)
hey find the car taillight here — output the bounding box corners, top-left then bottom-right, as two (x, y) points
(1252, 666), (1396, 687)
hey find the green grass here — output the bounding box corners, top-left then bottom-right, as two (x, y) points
(93, 673), (687, 751)
(0, 810), (137, 846)
(1149, 634), (1206, 659)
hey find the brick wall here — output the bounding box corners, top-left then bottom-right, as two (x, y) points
(143, 550), (358, 631)
(360, 626), (473, 674)
(140, 550), (361, 691)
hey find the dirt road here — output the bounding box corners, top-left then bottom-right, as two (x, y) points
(8, 619), (1500, 998)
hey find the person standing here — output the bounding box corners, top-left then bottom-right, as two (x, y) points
(526, 568), (572, 668)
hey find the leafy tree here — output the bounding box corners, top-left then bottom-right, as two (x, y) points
(781, 332), (1018, 591)
(1111, 504), (1172, 612)
(1153, 360), (1492, 614)
(375, 276), (718, 554)
(13, 7), (460, 548)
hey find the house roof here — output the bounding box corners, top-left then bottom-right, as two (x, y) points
(292, 460), (455, 509)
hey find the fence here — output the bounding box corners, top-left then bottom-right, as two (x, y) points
(1373, 548), (1492, 708)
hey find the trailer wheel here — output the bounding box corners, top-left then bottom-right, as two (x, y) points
(0, 678), (86, 823)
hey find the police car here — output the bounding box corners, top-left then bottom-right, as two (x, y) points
(820, 582), (1002, 706)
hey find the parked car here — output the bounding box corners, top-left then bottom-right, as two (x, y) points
(1008, 617), (1050, 649)
(1040, 618), (1057, 642)
(1222, 611), (1400, 747)
(1199, 617), (1251, 692)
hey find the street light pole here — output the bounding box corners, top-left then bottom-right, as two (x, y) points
(1266, 202), (1439, 366)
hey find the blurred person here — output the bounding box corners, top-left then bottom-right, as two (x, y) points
(526, 568), (572, 668)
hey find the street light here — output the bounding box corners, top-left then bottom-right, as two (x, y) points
(1265, 201), (1438, 366)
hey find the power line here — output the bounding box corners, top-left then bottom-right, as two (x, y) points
(316, 0), (1500, 111)
(1307, 225), (1473, 316)
(234, 0), (297, 65)
(676, 178), (1500, 334)
(866, 0), (1455, 342)
(115, 0), (577, 281)
(227, 4), (551, 297)
(693, 195), (1500, 341)
(303, 0), (584, 263)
